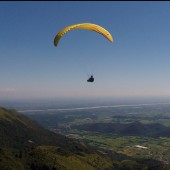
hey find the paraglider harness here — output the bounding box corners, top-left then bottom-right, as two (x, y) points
(87, 75), (94, 82)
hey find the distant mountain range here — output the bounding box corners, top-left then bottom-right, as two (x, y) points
(73, 121), (170, 137)
(0, 107), (169, 170)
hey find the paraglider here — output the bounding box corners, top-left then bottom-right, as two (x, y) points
(87, 75), (94, 83)
(53, 23), (113, 83)
(54, 23), (113, 46)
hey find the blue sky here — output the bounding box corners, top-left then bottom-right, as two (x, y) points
(1, 1), (170, 100)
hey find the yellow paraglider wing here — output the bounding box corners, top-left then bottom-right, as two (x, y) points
(54, 23), (113, 46)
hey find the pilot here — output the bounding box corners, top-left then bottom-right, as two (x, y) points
(87, 75), (94, 82)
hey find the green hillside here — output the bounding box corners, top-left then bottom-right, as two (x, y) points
(0, 107), (169, 170)
(0, 107), (90, 153)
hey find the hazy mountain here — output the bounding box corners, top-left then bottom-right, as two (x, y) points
(73, 121), (170, 137)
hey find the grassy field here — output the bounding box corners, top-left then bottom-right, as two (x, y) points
(79, 133), (170, 164)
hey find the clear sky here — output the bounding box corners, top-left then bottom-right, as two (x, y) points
(1, 1), (170, 101)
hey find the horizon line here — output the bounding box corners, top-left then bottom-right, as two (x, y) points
(18, 102), (170, 113)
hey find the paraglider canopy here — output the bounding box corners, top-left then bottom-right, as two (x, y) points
(54, 23), (113, 46)
(53, 23), (113, 83)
